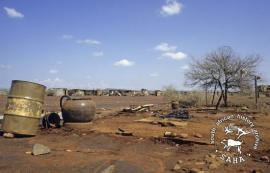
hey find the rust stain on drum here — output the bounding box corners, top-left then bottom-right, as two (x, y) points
(3, 80), (46, 135)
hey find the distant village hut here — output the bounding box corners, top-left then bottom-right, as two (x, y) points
(155, 90), (163, 96)
(47, 88), (67, 96)
(95, 89), (103, 96)
(132, 90), (142, 96)
(115, 90), (122, 96)
(258, 85), (270, 93)
(68, 89), (85, 96)
(120, 89), (133, 96)
(141, 89), (149, 96)
(84, 90), (95, 96)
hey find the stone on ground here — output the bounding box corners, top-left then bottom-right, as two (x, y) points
(3, 133), (14, 138)
(32, 143), (51, 156)
(101, 165), (115, 173)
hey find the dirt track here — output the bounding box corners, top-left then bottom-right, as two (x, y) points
(0, 95), (269, 173)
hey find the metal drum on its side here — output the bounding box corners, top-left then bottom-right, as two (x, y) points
(3, 80), (46, 135)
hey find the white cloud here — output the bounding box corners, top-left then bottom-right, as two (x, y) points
(149, 73), (159, 77)
(160, 0), (183, 16)
(49, 69), (59, 74)
(39, 78), (61, 84)
(3, 7), (24, 18)
(181, 65), (189, 70)
(77, 39), (101, 45)
(154, 42), (187, 61)
(0, 64), (12, 69)
(114, 59), (134, 67)
(155, 42), (177, 52)
(92, 51), (104, 57)
(162, 51), (187, 60)
(62, 34), (73, 39)
(39, 78), (64, 87)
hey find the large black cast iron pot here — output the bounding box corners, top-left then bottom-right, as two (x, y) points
(60, 96), (96, 123)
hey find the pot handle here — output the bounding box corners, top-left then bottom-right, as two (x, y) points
(60, 95), (71, 109)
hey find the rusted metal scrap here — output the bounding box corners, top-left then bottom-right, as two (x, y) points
(161, 109), (191, 119)
(116, 128), (133, 136)
(153, 136), (211, 146)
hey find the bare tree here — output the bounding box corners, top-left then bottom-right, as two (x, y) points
(185, 46), (261, 109)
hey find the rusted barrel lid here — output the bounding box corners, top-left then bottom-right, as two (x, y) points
(8, 80), (46, 103)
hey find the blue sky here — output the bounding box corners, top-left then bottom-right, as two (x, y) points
(0, 0), (270, 90)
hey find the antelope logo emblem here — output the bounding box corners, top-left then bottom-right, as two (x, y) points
(221, 124), (250, 154)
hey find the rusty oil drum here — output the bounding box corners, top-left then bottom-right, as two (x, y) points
(2, 80), (46, 135)
(60, 96), (96, 123)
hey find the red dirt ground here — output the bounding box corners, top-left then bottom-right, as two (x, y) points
(0, 95), (269, 173)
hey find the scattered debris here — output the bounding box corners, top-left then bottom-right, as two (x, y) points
(196, 107), (217, 114)
(101, 165), (115, 173)
(194, 133), (203, 138)
(116, 128), (133, 136)
(122, 104), (154, 113)
(189, 168), (204, 173)
(162, 110), (191, 119)
(179, 133), (189, 138)
(135, 117), (187, 127)
(260, 155), (269, 162)
(208, 162), (219, 169)
(3, 133), (14, 138)
(158, 120), (187, 127)
(204, 153), (223, 169)
(164, 131), (177, 137)
(25, 151), (32, 155)
(72, 133), (80, 137)
(241, 106), (249, 111)
(154, 136), (210, 146)
(172, 160), (184, 171)
(177, 160), (183, 164)
(172, 163), (181, 171)
(32, 144), (51, 156)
